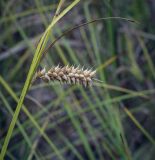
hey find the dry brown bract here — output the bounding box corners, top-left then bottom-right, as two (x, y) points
(36, 65), (96, 87)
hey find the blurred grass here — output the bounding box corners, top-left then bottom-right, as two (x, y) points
(0, 0), (155, 160)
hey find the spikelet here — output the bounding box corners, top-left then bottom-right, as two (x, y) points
(36, 65), (96, 87)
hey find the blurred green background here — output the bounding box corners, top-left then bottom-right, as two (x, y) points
(0, 0), (155, 159)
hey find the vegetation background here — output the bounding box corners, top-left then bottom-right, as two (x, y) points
(0, 0), (155, 159)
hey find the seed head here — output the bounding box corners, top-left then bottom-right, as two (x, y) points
(36, 65), (96, 87)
